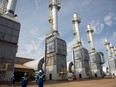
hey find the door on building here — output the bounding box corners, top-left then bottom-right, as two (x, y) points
(79, 74), (82, 78)
(49, 74), (52, 80)
(14, 72), (25, 82)
(95, 74), (97, 77)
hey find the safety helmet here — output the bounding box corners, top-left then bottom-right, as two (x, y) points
(39, 70), (42, 73)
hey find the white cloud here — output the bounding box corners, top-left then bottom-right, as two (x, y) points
(113, 32), (116, 39)
(32, 0), (42, 15)
(90, 20), (104, 34)
(17, 26), (45, 59)
(34, 0), (41, 9)
(104, 12), (116, 27)
(82, 0), (89, 6)
(112, 32), (116, 46)
(17, 36), (45, 59)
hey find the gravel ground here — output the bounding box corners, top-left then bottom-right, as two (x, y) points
(0, 78), (116, 87)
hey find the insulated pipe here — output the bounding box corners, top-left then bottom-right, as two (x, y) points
(104, 39), (112, 58)
(5, 0), (17, 17)
(86, 25), (95, 50)
(109, 43), (114, 58)
(114, 47), (116, 56)
(52, 2), (58, 32)
(72, 13), (81, 44)
(0, 0), (8, 14)
(49, 0), (61, 33)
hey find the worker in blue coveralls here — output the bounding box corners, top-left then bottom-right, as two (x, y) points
(37, 70), (45, 87)
(20, 73), (28, 87)
(11, 75), (15, 87)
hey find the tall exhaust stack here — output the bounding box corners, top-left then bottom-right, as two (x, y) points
(5, 0), (17, 17)
(104, 39), (112, 58)
(0, 0), (8, 14)
(49, 0), (61, 35)
(72, 13), (81, 46)
(104, 39), (116, 77)
(109, 43), (115, 58)
(71, 14), (90, 79)
(45, 0), (67, 80)
(114, 47), (116, 56)
(86, 24), (95, 51)
(86, 24), (104, 78)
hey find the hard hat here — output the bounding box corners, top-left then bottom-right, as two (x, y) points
(39, 70), (42, 73)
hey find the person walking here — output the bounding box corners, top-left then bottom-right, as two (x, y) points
(11, 75), (15, 87)
(37, 70), (45, 87)
(20, 73), (28, 87)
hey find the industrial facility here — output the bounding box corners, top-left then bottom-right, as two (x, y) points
(0, 0), (116, 82)
(104, 39), (116, 77)
(0, 0), (20, 81)
(86, 25), (105, 77)
(70, 14), (90, 79)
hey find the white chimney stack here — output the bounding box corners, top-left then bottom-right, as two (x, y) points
(109, 43), (114, 57)
(104, 39), (112, 58)
(72, 13), (81, 45)
(114, 47), (116, 56)
(86, 24), (95, 51)
(5, 0), (17, 17)
(49, 0), (61, 35)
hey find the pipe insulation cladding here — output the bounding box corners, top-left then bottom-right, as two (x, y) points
(104, 39), (112, 58)
(49, 0), (61, 33)
(5, 0), (17, 17)
(52, 4), (58, 32)
(86, 24), (95, 50)
(72, 13), (81, 44)
(114, 47), (116, 56)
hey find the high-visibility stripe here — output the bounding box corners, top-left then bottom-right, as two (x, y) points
(23, 77), (27, 80)
(37, 74), (44, 79)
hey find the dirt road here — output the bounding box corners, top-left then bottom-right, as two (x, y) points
(0, 78), (116, 87)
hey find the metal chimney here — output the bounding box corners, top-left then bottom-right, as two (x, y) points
(0, 0), (8, 14)
(49, 0), (61, 35)
(109, 43), (114, 58)
(114, 47), (116, 56)
(5, 0), (17, 17)
(72, 13), (81, 45)
(86, 24), (95, 51)
(104, 39), (112, 58)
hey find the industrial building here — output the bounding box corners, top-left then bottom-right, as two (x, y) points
(0, 0), (115, 82)
(104, 39), (116, 77)
(71, 14), (90, 79)
(0, 0), (20, 81)
(86, 25), (105, 78)
(45, 0), (67, 80)
(14, 57), (34, 82)
(24, 57), (45, 73)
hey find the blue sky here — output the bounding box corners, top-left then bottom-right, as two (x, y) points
(0, 0), (116, 65)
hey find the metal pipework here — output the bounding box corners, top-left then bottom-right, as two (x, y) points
(5, 0), (17, 17)
(109, 43), (115, 57)
(0, 0), (8, 14)
(72, 13), (81, 45)
(86, 24), (95, 51)
(49, 0), (61, 33)
(114, 47), (116, 56)
(104, 39), (112, 58)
